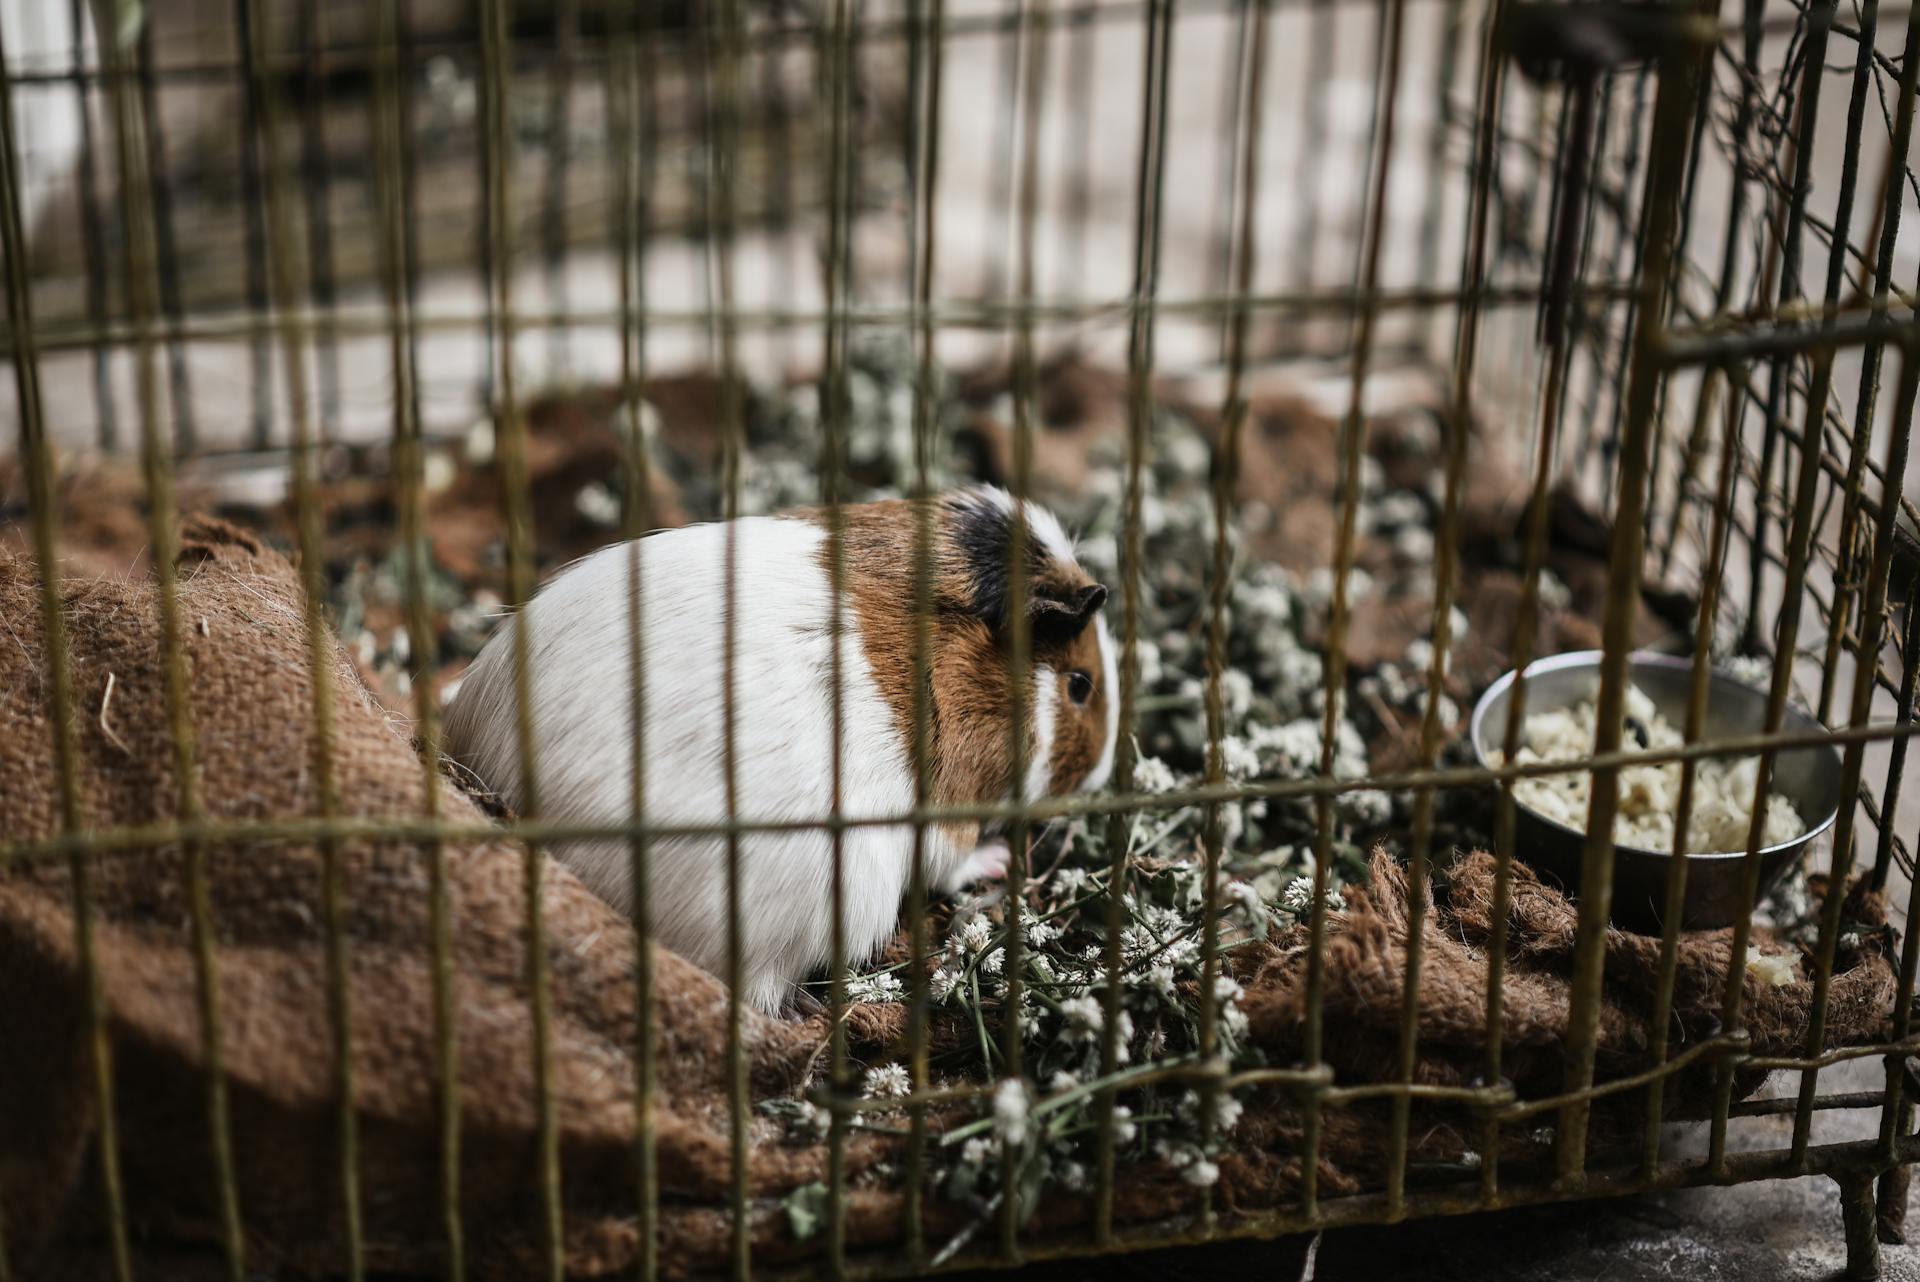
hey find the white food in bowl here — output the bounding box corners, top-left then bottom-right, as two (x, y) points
(1499, 682), (1806, 854)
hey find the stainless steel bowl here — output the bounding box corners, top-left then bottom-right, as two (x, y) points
(1468, 650), (1843, 932)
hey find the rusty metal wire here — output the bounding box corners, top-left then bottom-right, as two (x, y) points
(4, 0), (1920, 1277)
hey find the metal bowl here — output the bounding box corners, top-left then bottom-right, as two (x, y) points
(1468, 650), (1843, 933)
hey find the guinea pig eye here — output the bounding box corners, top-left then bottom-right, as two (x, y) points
(1067, 669), (1094, 706)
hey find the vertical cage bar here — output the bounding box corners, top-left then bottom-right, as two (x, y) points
(1592, 70), (1656, 511)
(478, 0), (566, 1273)
(1643, 51), (1718, 555)
(997, 0), (1048, 1256)
(1391, 0), (1498, 1205)
(1875, 366), (1920, 1161)
(231, 0), (274, 448)
(903, 0), (947, 1259)
(0, 13), (132, 1278)
(86, 0), (247, 1273)
(67, 0), (116, 452)
(1093, 0), (1172, 1243)
(820, 0), (855, 1266)
(1414, 0), (1466, 305)
(1291, 0), (1333, 292)
(1055, 0), (1097, 302)
(1640, 370), (1742, 1174)
(1552, 79), (1612, 485)
(240, 0), (366, 1268)
(298, 0), (342, 446)
(1303, 0), (1409, 1208)
(607, 0), (659, 1275)
(1872, 563), (1920, 894)
(1465, 0), (1528, 1207)
(983, 0), (1022, 305)
(543, 0), (578, 373)
(1554, 16), (1708, 1187)
(1710, 96), (1890, 1188)
(1739, 0), (1835, 656)
(1206, 0), (1251, 361)
(764, 0), (797, 373)
(1792, 343), (1916, 1157)
(1810, 0), (1888, 726)
(1483, 322), (1569, 1204)
(368, 0), (463, 1272)
(696, 0), (750, 1271)
(1197, 0), (1270, 1225)
(1656, 0), (1761, 589)
(132, 15), (197, 456)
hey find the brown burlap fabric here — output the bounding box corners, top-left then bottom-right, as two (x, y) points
(0, 521), (1900, 1278)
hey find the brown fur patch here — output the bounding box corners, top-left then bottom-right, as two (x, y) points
(792, 496), (1111, 841)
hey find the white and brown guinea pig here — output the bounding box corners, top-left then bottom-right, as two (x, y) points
(442, 485), (1117, 1014)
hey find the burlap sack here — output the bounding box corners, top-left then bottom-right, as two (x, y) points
(0, 520), (1901, 1278)
(0, 519), (845, 1278)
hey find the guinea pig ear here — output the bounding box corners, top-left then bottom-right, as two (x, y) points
(1030, 582), (1108, 640)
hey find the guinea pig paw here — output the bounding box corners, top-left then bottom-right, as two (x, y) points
(957, 839), (1012, 885)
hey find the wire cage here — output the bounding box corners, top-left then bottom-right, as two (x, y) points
(1, 0), (1919, 1278)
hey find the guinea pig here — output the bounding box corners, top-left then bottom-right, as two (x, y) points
(441, 485), (1117, 1014)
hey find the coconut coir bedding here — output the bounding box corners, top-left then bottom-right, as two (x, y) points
(0, 521), (1899, 1279)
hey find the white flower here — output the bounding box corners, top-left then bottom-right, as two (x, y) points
(1059, 1160), (1090, 1192)
(1249, 719), (1325, 775)
(1182, 1159), (1221, 1187)
(981, 946), (1005, 975)
(1048, 1069), (1081, 1093)
(1281, 875), (1317, 914)
(1234, 574), (1294, 625)
(864, 1063), (912, 1098)
(1226, 880), (1266, 923)
(930, 967), (963, 1000)
(1133, 755), (1180, 794)
(1301, 566), (1375, 611)
(1054, 867), (1092, 894)
(847, 970), (904, 1004)
(795, 1100), (832, 1138)
(961, 1135), (999, 1167)
(1223, 1004), (1250, 1040)
(993, 1079), (1031, 1148)
(957, 915), (994, 955)
(1221, 669), (1255, 719)
(1340, 787), (1393, 828)
(1060, 996), (1104, 1035)
(1369, 490), (1427, 531)
(1216, 735), (1261, 780)
(1218, 1093), (1245, 1132)
(1148, 961), (1178, 1001)
(1026, 919), (1062, 947)
(1112, 1104), (1137, 1144)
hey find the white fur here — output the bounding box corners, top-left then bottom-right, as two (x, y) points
(1082, 614), (1119, 793)
(1029, 664), (1058, 800)
(442, 515), (1101, 1015)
